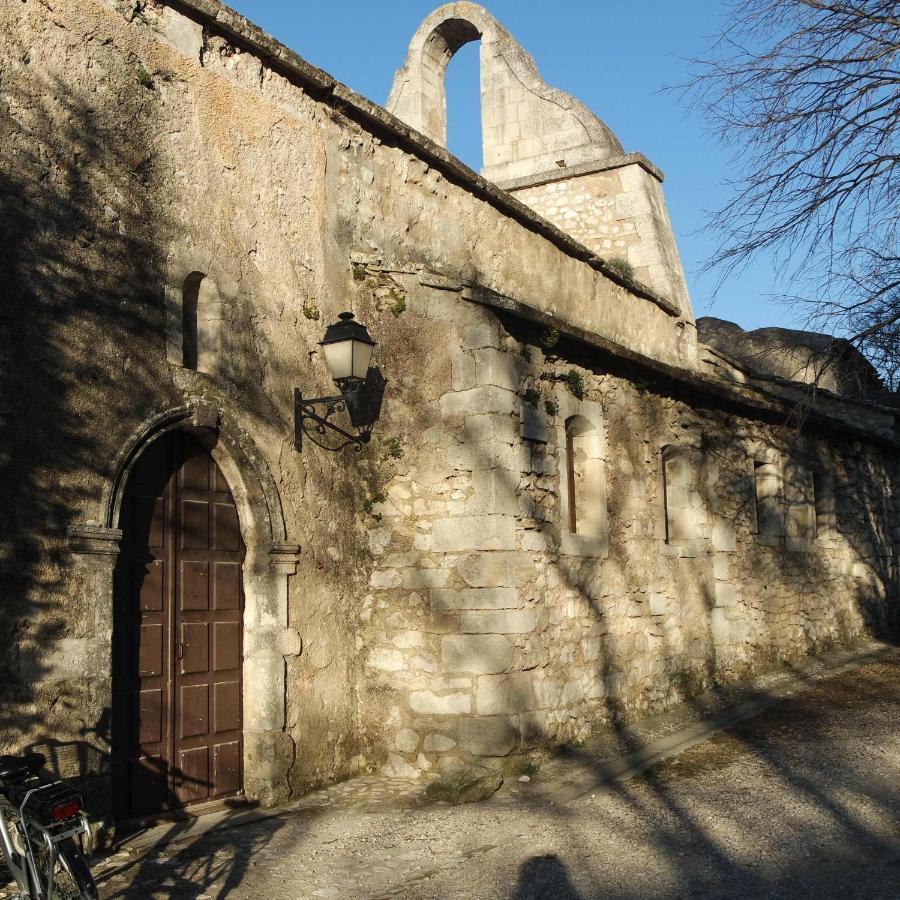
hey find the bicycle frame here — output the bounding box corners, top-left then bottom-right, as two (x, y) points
(0, 786), (92, 900)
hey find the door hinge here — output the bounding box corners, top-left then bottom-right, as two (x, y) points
(176, 642), (184, 660)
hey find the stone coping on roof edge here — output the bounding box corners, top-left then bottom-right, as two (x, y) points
(165, 0), (680, 318)
(496, 152), (667, 191)
(461, 284), (899, 448)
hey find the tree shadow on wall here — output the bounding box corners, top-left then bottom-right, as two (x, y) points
(446, 312), (899, 898)
(0, 57), (171, 799)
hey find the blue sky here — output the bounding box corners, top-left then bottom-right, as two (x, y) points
(229, 0), (796, 332)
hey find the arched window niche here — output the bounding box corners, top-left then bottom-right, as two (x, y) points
(557, 403), (608, 558)
(660, 444), (708, 559)
(182, 272), (223, 375)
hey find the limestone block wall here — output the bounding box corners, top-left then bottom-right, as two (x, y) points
(1, 0), (896, 807)
(361, 292), (899, 776)
(506, 160), (693, 316)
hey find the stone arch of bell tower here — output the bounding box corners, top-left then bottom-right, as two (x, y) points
(386, 2), (624, 184)
(387, 3), (694, 316)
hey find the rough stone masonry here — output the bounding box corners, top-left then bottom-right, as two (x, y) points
(0, 0), (896, 822)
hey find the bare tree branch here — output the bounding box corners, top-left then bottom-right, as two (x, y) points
(682, 0), (900, 390)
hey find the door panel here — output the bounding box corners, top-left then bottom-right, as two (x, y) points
(113, 432), (244, 820)
(180, 622), (210, 674)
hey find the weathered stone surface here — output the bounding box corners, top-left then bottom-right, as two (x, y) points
(461, 323), (500, 350)
(460, 609), (537, 634)
(474, 349), (520, 392)
(466, 468), (520, 515)
(442, 635), (514, 674)
(712, 520), (737, 552)
(439, 386), (517, 418)
(368, 648), (405, 672)
(409, 690), (472, 715)
(432, 516), (517, 552)
(462, 414), (517, 446)
(476, 673), (535, 715)
(393, 728), (420, 753)
(423, 733), (457, 752)
(2, 0), (896, 814)
(430, 588), (522, 612)
(520, 403), (549, 443)
(458, 717), (518, 756)
(423, 765), (503, 803)
(457, 552), (533, 587)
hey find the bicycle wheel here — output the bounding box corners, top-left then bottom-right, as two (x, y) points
(31, 837), (98, 900)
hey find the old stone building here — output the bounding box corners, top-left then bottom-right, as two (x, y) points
(1, 0), (897, 824)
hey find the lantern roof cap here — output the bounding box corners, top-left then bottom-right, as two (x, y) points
(320, 311), (376, 347)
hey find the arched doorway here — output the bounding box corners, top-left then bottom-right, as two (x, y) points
(111, 431), (245, 819)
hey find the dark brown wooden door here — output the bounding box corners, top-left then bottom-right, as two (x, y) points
(112, 432), (244, 820)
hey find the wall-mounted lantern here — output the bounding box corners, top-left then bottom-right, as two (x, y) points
(295, 312), (380, 452)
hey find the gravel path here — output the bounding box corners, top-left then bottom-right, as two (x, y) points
(94, 650), (900, 899)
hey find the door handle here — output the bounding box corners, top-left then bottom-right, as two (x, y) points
(176, 642), (184, 660)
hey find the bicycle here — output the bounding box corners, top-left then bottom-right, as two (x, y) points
(0, 753), (97, 899)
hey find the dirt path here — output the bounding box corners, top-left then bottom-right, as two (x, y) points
(93, 649), (900, 899)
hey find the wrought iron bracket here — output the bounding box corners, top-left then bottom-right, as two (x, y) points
(294, 388), (372, 452)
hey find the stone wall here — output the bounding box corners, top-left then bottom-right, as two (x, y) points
(0, 0), (896, 813)
(359, 291), (898, 776)
(504, 160), (692, 315)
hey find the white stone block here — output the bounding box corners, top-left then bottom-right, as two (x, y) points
(467, 469), (520, 515)
(712, 520), (737, 552)
(442, 634), (513, 674)
(401, 568), (449, 589)
(458, 716), (517, 756)
(432, 516), (517, 552)
(462, 323), (500, 349)
(381, 753), (419, 779)
(369, 648), (404, 672)
(475, 349), (520, 392)
(463, 414), (517, 445)
(440, 386), (517, 418)
(476, 672), (535, 715)
(447, 440), (529, 473)
(451, 349), (476, 391)
(369, 569), (401, 589)
(520, 403), (549, 443)
(423, 733), (457, 752)
(409, 690), (471, 715)
(714, 581), (738, 608)
(430, 588), (522, 611)
(460, 609), (537, 634)
(457, 552), (532, 587)
(393, 728), (420, 753)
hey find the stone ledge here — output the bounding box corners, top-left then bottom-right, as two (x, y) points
(496, 151), (666, 191)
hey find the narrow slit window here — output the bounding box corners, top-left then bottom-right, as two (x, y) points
(563, 416), (607, 540)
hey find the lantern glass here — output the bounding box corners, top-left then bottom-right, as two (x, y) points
(320, 312), (376, 386)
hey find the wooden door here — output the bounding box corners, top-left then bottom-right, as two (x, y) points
(112, 432), (244, 820)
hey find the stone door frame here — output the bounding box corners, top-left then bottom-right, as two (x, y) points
(69, 401), (300, 808)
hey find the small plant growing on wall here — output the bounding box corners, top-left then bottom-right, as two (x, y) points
(352, 264), (367, 282)
(137, 67), (154, 89)
(389, 294), (406, 318)
(522, 387), (541, 409)
(363, 492), (386, 523)
(540, 327), (560, 350)
(302, 302), (320, 321)
(544, 399), (558, 417)
(606, 256), (636, 283)
(383, 437), (404, 460)
(564, 370), (585, 400)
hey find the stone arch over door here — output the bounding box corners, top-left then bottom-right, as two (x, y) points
(70, 402), (299, 809)
(387, 2), (623, 182)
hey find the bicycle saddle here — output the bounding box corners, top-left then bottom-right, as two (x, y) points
(0, 753), (45, 783)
